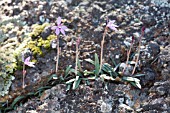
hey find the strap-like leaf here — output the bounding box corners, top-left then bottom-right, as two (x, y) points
(94, 53), (100, 76)
(66, 84), (71, 91)
(134, 74), (145, 77)
(84, 70), (94, 76)
(85, 58), (95, 65)
(66, 78), (75, 84)
(77, 58), (83, 72)
(64, 65), (72, 78)
(11, 95), (25, 108)
(72, 77), (81, 90)
(48, 74), (58, 82)
(100, 74), (115, 81)
(102, 63), (118, 77)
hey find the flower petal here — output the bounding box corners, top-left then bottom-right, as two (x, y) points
(57, 17), (62, 25)
(27, 62), (35, 67)
(112, 27), (118, 31)
(109, 26), (118, 31)
(24, 57), (35, 67)
(60, 29), (66, 36)
(106, 20), (118, 31)
(109, 20), (115, 23)
(61, 25), (68, 30)
(55, 28), (60, 35)
(24, 57), (30, 63)
(51, 26), (57, 30)
(112, 24), (118, 27)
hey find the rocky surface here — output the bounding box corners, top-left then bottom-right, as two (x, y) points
(0, 0), (170, 113)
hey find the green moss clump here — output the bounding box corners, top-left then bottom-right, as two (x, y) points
(29, 23), (50, 38)
(27, 23), (57, 56)
(27, 40), (43, 56)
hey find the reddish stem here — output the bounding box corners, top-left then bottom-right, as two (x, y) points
(56, 38), (60, 74)
(122, 36), (134, 74)
(132, 27), (145, 75)
(99, 27), (108, 72)
(22, 64), (26, 88)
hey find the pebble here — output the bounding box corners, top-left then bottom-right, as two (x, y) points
(40, 26), (52, 39)
(141, 14), (156, 27)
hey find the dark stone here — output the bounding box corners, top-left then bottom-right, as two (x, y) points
(140, 68), (157, 86)
(141, 14), (156, 27)
(12, 6), (21, 15)
(149, 80), (170, 96)
(40, 26), (52, 39)
(143, 103), (164, 111)
(148, 43), (160, 56)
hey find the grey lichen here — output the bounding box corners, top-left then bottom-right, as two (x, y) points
(0, 48), (16, 96)
(0, 22), (55, 96)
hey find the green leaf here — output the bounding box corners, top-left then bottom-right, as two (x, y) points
(77, 71), (83, 77)
(64, 65), (72, 78)
(69, 68), (83, 77)
(87, 76), (96, 80)
(66, 84), (71, 91)
(11, 95), (25, 108)
(94, 53), (100, 76)
(110, 56), (117, 67)
(66, 78), (75, 84)
(134, 74), (145, 77)
(69, 68), (76, 74)
(102, 63), (118, 77)
(85, 58), (95, 65)
(113, 63), (121, 72)
(84, 70), (94, 76)
(26, 92), (35, 96)
(72, 77), (81, 90)
(130, 81), (141, 89)
(102, 63), (113, 76)
(4, 107), (13, 112)
(135, 81), (141, 89)
(48, 74), (58, 82)
(77, 58), (83, 72)
(85, 80), (90, 85)
(100, 74), (115, 81)
(37, 86), (51, 91)
(128, 61), (136, 64)
(122, 77), (140, 82)
(35, 86), (51, 95)
(122, 77), (141, 89)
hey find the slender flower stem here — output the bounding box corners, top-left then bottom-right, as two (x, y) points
(132, 41), (141, 75)
(56, 38), (60, 74)
(122, 37), (134, 74)
(75, 42), (78, 76)
(99, 27), (108, 72)
(22, 64), (25, 88)
(132, 28), (145, 75)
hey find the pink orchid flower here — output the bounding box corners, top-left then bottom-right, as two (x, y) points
(51, 17), (68, 36)
(24, 56), (35, 67)
(106, 20), (118, 31)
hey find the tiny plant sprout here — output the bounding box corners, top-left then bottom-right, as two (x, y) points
(100, 19), (118, 72)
